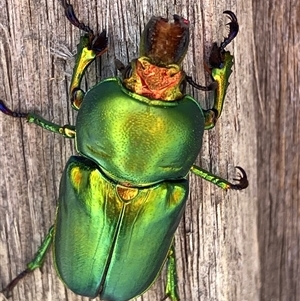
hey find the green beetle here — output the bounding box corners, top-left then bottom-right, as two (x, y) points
(0, 1), (248, 300)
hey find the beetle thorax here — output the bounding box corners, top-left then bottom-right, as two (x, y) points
(124, 57), (185, 101)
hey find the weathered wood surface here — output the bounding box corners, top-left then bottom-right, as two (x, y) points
(0, 0), (296, 301)
(253, 1), (300, 300)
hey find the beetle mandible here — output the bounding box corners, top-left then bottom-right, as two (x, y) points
(0, 1), (248, 300)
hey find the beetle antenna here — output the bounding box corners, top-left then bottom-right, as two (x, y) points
(186, 76), (217, 91)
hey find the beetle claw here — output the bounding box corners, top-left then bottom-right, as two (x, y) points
(220, 11), (239, 52)
(229, 166), (248, 190)
(0, 99), (27, 118)
(61, 0), (108, 56)
(61, 0), (93, 34)
(209, 11), (239, 68)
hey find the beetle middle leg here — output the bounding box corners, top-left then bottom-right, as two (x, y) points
(61, 0), (108, 110)
(191, 165), (248, 190)
(0, 100), (76, 138)
(1, 227), (54, 297)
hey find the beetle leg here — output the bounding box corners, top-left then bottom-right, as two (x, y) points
(61, 0), (108, 110)
(203, 51), (234, 129)
(1, 226), (54, 297)
(61, 0), (93, 34)
(163, 244), (180, 301)
(186, 11), (238, 127)
(203, 11), (238, 130)
(209, 11), (239, 68)
(0, 100), (76, 138)
(190, 165), (248, 190)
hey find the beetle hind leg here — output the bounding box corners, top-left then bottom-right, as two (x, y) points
(1, 227), (54, 297)
(163, 244), (179, 301)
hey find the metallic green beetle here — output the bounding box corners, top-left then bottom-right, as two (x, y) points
(0, 1), (248, 300)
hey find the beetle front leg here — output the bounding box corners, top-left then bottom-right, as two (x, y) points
(204, 11), (239, 129)
(1, 226), (54, 297)
(191, 165), (248, 190)
(61, 0), (108, 110)
(0, 100), (76, 138)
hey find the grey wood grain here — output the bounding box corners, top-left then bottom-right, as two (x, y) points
(0, 0), (279, 300)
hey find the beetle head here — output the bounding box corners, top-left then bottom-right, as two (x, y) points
(118, 15), (190, 101)
(140, 15), (190, 66)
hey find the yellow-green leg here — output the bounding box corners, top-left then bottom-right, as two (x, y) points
(191, 165), (248, 190)
(163, 244), (180, 301)
(1, 227), (54, 297)
(0, 100), (76, 138)
(62, 0), (108, 110)
(187, 12), (239, 130)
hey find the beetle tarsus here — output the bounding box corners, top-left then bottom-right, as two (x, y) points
(188, 11), (238, 90)
(61, 0), (93, 34)
(209, 11), (239, 68)
(0, 99), (28, 118)
(1, 268), (30, 297)
(61, 0), (108, 56)
(229, 166), (248, 190)
(220, 11), (239, 52)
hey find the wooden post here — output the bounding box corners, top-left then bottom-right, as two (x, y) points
(5, 0), (296, 300)
(253, 1), (300, 300)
